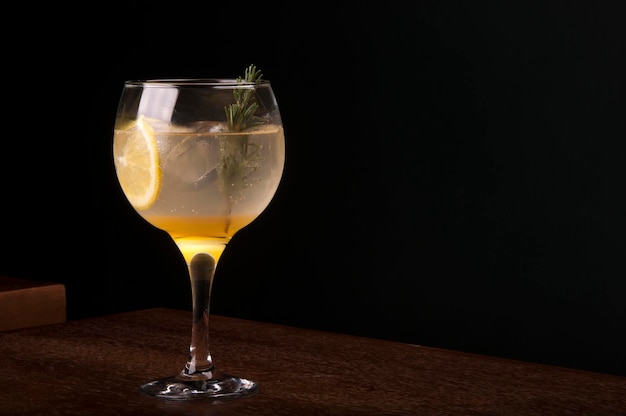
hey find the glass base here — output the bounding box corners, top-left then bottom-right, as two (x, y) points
(140, 373), (258, 400)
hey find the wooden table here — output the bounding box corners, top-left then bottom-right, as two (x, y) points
(0, 308), (624, 415)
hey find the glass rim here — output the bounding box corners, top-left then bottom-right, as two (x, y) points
(124, 78), (272, 87)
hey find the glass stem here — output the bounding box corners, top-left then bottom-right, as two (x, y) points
(181, 253), (216, 380)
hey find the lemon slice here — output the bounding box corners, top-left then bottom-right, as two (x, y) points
(113, 116), (161, 210)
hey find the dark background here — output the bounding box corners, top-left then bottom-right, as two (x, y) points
(2, 1), (625, 377)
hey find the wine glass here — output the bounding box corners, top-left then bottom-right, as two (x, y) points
(112, 66), (285, 399)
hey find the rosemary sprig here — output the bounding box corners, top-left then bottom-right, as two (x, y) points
(225, 64), (264, 132)
(219, 64), (264, 233)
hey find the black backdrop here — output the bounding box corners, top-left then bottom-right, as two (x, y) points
(2, 1), (625, 377)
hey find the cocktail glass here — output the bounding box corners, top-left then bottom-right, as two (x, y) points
(112, 66), (285, 399)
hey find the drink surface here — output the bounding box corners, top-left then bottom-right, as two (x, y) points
(114, 118), (285, 263)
